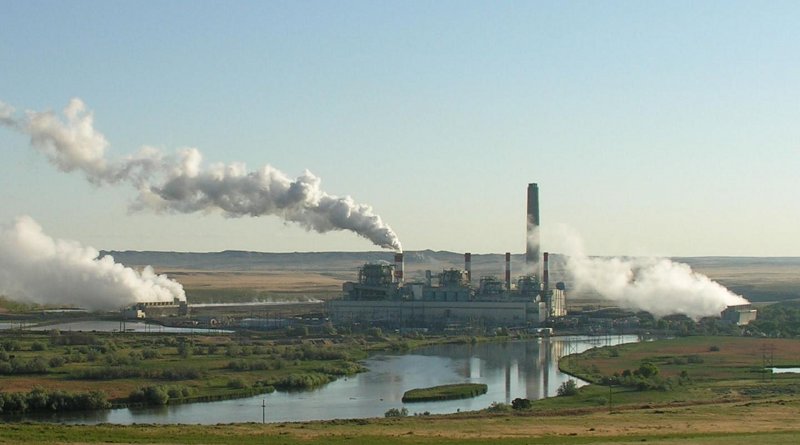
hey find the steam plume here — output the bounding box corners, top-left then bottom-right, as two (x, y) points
(555, 225), (748, 319)
(0, 216), (185, 310)
(0, 98), (402, 251)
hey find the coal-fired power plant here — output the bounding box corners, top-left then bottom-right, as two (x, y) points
(330, 183), (567, 329)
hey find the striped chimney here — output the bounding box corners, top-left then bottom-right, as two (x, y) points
(394, 253), (404, 284)
(543, 252), (549, 290)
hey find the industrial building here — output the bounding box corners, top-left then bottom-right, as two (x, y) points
(329, 182), (567, 330)
(329, 250), (567, 329)
(721, 304), (758, 326)
(122, 299), (188, 319)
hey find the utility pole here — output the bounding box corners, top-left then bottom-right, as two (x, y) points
(608, 385), (613, 414)
(262, 399), (266, 424)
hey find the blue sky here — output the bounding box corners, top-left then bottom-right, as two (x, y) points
(1, 1), (798, 256)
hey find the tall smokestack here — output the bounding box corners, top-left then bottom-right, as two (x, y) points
(505, 252), (511, 290)
(465, 252), (472, 283)
(394, 253), (404, 284)
(526, 183), (540, 272)
(543, 252), (550, 290)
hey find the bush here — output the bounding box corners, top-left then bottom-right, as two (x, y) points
(486, 402), (512, 413)
(557, 379), (578, 396)
(636, 362), (659, 378)
(227, 378), (248, 389)
(384, 407), (408, 417)
(142, 349), (161, 359)
(31, 341), (47, 351)
(2, 340), (21, 352)
(129, 386), (170, 406)
(511, 398), (532, 410)
(0, 388), (109, 413)
(709, 345), (720, 352)
(48, 356), (66, 368)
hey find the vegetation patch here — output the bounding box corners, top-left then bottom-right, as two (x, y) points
(402, 383), (487, 403)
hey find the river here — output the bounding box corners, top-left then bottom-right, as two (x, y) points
(7, 334), (639, 424)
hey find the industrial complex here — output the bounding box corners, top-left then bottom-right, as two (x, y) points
(329, 183), (567, 329)
(117, 182), (755, 332)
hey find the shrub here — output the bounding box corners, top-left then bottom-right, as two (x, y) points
(636, 362), (659, 378)
(486, 402), (511, 413)
(709, 345), (720, 352)
(129, 386), (170, 406)
(31, 341), (47, 352)
(1, 340), (21, 352)
(227, 378), (248, 389)
(142, 349), (160, 359)
(384, 407), (408, 417)
(557, 379), (578, 396)
(511, 398), (532, 410)
(48, 356), (66, 368)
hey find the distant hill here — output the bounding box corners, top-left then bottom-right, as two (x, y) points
(101, 250), (800, 303)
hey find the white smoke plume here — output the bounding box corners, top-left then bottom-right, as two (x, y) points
(0, 98), (402, 251)
(0, 216), (185, 310)
(554, 225), (749, 319)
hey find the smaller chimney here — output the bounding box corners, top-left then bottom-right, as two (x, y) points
(394, 253), (404, 284)
(464, 252), (472, 283)
(505, 252), (511, 290)
(543, 252), (549, 290)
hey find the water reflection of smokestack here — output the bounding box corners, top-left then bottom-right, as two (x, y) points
(505, 363), (511, 403)
(543, 337), (552, 398)
(534, 339), (546, 400)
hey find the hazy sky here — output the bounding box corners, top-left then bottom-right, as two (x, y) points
(1, 1), (798, 256)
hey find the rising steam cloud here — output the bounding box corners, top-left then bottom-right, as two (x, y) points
(555, 225), (748, 319)
(0, 216), (185, 310)
(0, 98), (402, 251)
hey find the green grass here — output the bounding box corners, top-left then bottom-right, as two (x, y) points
(0, 331), (369, 408)
(402, 383), (488, 402)
(4, 336), (800, 443)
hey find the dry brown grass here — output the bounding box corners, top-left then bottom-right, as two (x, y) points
(160, 270), (344, 293)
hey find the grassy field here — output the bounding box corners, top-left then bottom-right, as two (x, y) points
(0, 396), (799, 444)
(0, 331), (368, 404)
(3, 336), (800, 443)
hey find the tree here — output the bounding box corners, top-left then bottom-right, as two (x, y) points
(512, 397), (532, 410)
(557, 379), (578, 396)
(384, 407), (408, 417)
(636, 362), (659, 378)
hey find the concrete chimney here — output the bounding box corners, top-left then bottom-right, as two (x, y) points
(394, 253), (404, 284)
(526, 183), (541, 272)
(505, 252), (511, 290)
(543, 252), (549, 291)
(464, 252), (472, 283)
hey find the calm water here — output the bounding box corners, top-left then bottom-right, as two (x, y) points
(771, 367), (800, 373)
(7, 335), (639, 424)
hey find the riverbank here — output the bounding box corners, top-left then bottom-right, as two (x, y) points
(0, 328), (526, 415)
(1, 395), (799, 444)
